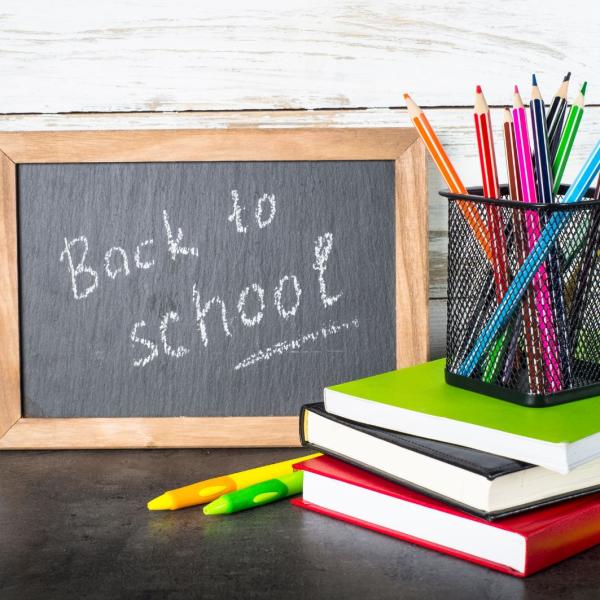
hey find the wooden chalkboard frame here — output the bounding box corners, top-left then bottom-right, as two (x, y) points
(0, 128), (427, 448)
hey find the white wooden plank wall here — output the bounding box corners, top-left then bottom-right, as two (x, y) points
(1, 1), (598, 357)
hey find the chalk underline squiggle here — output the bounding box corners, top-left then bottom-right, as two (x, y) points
(233, 318), (360, 371)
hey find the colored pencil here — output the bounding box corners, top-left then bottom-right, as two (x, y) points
(502, 107), (544, 392)
(404, 93), (493, 264)
(547, 72), (570, 163)
(556, 82), (589, 269)
(474, 86), (509, 296)
(569, 174), (600, 358)
(458, 140), (600, 378)
(553, 82), (587, 194)
(531, 75), (572, 388)
(513, 85), (562, 392)
(474, 86), (511, 382)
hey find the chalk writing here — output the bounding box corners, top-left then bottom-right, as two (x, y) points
(234, 318), (360, 370)
(228, 190), (277, 231)
(192, 287), (232, 348)
(313, 232), (343, 307)
(256, 193), (276, 228)
(228, 190), (248, 233)
(273, 275), (302, 319)
(134, 239), (155, 269)
(130, 320), (159, 367)
(60, 196), (355, 372)
(104, 247), (130, 279)
(162, 209), (198, 260)
(159, 311), (190, 359)
(237, 283), (265, 327)
(60, 236), (99, 300)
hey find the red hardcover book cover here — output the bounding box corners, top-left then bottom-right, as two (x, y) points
(293, 456), (600, 577)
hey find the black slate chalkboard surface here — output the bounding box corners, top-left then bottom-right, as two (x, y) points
(18, 161), (396, 418)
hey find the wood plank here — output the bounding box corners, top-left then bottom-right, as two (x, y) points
(0, 128), (416, 163)
(0, 417), (300, 449)
(429, 299), (447, 360)
(395, 140), (429, 367)
(0, 1), (596, 112)
(430, 230), (449, 299)
(0, 152), (20, 437)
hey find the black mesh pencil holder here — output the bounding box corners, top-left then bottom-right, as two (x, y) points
(442, 184), (600, 407)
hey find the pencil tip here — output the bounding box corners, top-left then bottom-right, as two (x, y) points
(564, 72), (571, 82)
(514, 84), (519, 94)
(403, 93), (410, 100)
(581, 81), (587, 95)
(532, 74), (537, 86)
(475, 84), (482, 93)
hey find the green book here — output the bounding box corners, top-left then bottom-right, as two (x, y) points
(324, 359), (600, 474)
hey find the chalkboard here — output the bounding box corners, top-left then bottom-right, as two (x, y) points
(18, 160), (397, 418)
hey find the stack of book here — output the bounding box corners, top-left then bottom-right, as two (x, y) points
(292, 359), (600, 577)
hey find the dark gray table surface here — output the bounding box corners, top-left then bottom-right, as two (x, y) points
(2, 449), (600, 600)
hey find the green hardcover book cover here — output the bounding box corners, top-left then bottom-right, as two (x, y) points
(324, 359), (600, 473)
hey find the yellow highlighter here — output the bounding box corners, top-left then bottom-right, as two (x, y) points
(147, 453), (321, 511)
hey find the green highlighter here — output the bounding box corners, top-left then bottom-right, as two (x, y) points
(203, 471), (303, 515)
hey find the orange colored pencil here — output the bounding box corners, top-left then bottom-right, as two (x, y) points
(404, 93), (493, 263)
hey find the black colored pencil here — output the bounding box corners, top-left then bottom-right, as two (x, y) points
(547, 72), (571, 164)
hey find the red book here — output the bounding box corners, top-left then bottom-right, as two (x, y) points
(292, 456), (600, 577)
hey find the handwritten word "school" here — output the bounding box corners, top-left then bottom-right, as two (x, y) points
(129, 229), (342, 368)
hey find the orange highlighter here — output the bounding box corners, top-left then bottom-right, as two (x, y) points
(147, 453), (321, 510)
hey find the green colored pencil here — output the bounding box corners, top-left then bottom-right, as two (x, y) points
(552, 82), (586, 194)
(482, 329), (510, 383)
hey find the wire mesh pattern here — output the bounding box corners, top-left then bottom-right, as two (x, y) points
(444, 186), (600, 405)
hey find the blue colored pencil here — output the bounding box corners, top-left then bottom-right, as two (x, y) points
(457, 140), (600, 377)
(531, 74), (573, 388)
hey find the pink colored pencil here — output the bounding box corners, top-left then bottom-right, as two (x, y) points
(512, 86), (562, 392)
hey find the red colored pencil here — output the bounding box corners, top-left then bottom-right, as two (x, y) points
(474, 86), (512, 381)
(474, 86), (509, 299)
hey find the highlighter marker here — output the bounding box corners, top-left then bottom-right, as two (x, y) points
(203, 471), (304, 515)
